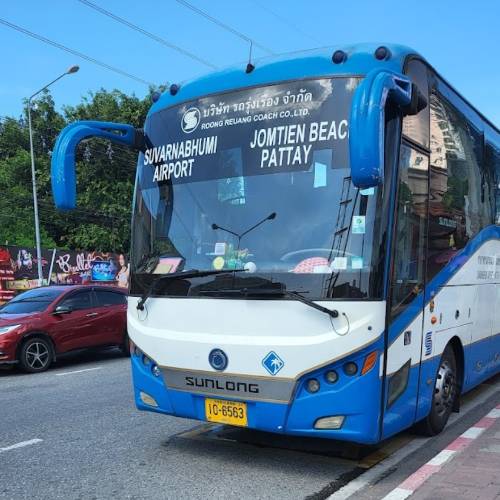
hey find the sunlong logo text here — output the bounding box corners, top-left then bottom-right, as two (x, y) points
(185, 376), (259, 394)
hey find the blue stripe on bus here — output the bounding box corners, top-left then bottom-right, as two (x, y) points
(463, 332), (500, 391)
(388, 225), (500, 345)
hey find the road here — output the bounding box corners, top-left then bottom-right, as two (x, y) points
(1, 350), (499, 500)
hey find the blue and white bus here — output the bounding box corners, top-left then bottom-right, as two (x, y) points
(51, 43), (500, 444)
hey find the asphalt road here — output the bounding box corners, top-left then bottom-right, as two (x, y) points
(1, 351), (499, 500)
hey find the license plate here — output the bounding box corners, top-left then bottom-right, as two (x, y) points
(205, 398), (248, 426)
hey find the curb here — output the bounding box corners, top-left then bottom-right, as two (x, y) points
(382, 404), (500, 500)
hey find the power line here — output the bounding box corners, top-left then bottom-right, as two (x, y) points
(249, 0), (323, 45)
(0, 18), (155, 86)
(77, 0), (218, 70)
(173, 0), (275, 56)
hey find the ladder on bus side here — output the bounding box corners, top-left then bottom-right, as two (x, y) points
(329, 175), (353, 261)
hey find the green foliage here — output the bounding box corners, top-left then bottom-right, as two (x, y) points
(0, 88), (154, 252)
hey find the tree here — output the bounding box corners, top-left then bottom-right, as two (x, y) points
(0, 87), (157, 252)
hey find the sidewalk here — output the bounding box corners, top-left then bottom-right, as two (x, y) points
(387, 404), (500, 499)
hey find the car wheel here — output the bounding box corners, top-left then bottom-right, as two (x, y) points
(415, 345), (458, 436)
(19, 337), (53, 373)
(120, 332), (130, 357)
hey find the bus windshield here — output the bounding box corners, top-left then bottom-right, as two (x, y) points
(131, 77), (384, 300)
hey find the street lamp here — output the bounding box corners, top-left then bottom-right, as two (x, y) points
(27, 65), (79, 286)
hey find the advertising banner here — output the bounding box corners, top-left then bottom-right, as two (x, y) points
(0, 246), (129, 303)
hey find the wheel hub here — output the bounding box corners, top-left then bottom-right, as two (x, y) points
(434, 359), (456, 417)
(26, 342), (50, 369)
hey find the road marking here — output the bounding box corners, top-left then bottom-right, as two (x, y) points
(488, 408), (500, 418)
(426, 449), (456, 466)
(328, 381), (500, 499)
(175, 423), (221, 440)
(55, 367), (102, 376)
(0, 439), (43, 452)
(380, 487), (412, 500)
(460, 426), (484, 439)
(381, 402), (500, 500)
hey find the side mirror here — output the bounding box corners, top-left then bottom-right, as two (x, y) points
(51, 121), (145, 210)
(53, 305), (72, 315)
(349, 69), (416, 189)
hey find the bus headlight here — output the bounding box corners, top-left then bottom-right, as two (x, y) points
(151, 364), (161, 377)
(306, 378), (320, 393)
(324, 370), (339, 384)
(343, 362), (358, 376)
(314, 415), (345, 430)
(139, 391), (158, 407)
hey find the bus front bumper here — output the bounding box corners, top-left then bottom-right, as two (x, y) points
(130, 340), (384, 445)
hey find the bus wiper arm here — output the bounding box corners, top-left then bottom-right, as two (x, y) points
(283, 290), (339, 319)
(136, 268), (246, 310)
(201, 286), (339, 319)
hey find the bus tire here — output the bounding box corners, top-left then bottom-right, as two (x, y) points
(415, 345), (458, 436)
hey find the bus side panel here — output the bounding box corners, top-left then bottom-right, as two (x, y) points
(416, 284), (473, 421)
(382, 310), (425, 440)
(493, 287), (500, 375)
(463, 283), (494, 390)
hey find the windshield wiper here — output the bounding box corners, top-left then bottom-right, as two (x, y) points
(199, 285), (339, 319)
(136, 268), (246, 310)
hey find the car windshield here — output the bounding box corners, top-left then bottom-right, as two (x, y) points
(0, 288), (61, 314)
(131, 77), (385, 300)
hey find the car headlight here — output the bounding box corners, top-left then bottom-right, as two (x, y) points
(0, 324), (21, 335)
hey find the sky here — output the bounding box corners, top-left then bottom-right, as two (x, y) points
(1, 0), (499, 127)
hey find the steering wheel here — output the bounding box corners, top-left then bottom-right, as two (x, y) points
(280, 248), (353, 262)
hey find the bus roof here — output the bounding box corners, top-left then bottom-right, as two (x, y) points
(149, 43), (418, 115)
(148, 42), (499, 136)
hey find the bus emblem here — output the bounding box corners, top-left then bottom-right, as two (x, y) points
(262, 351), (284, 376)
(425, 332), (433, 356)
(208, 348), (228, 371)
(181, 107), (201, 133)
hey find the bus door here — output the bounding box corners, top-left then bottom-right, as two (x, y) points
(382, 144), (429, 439)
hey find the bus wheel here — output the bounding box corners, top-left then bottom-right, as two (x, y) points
(416, 345), (458, 436)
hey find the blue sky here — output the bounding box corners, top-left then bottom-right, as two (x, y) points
(1, 0), (499, 126)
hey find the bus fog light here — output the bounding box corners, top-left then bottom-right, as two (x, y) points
(152, 364), (161, 377)
(325, 370), (338, 384)
(139, 391), (158, 407)
(343, 362), (358, 376)
(314, 415), (345, 429)
(306, 378), (320, 393)
(142, 354), (150, 365)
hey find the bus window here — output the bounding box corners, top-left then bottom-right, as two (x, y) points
(485, 139), (500, 224)
(428, 87), (487, 280)
(402, 59), (430, 149)
(390, 145), (428, 317)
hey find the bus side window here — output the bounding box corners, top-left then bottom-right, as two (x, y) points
(485, 139), (500, 224)
(402, 59), (430, 149)
(428, 86), (488, 281)
(390, 145), (429, 317)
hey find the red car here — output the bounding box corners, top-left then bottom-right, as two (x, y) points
(0, 285), (128, 373)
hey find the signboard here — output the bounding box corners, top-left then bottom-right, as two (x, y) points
(142, 77), (358, 188)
